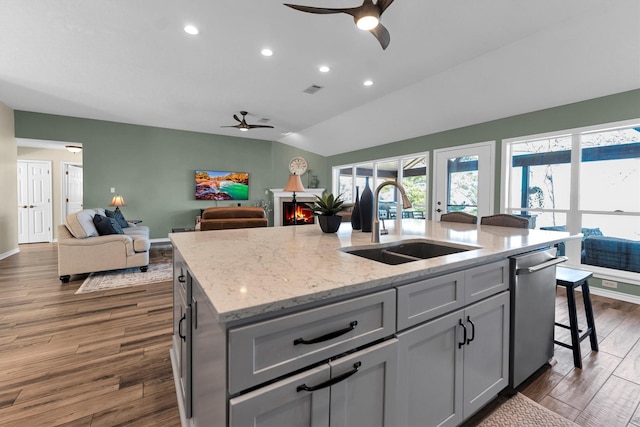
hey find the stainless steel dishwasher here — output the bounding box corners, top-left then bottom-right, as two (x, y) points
(509, 247), (567, 389)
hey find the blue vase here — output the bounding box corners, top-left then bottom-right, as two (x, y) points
(360, 177), (373, 232)
(351, 186), (361, 230)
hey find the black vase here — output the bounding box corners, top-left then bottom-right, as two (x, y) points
(351, 186), (361, 230)
(360, 177), (373, 232)
(318, 215), (342, 233)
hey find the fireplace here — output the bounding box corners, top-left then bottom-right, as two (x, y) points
(270, 188), (325, 226)
(282, 202), (314, 226)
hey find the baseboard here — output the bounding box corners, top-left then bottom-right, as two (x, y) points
(150, 237), (171, 244)
(588, 286), (640, 305)
(0, 247), (20, 260)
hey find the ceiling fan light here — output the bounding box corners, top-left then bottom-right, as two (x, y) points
(356, 15), (379, 30)
(239, 128), (249, 132)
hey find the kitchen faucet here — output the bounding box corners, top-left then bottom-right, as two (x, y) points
(372, 181), (412, 243)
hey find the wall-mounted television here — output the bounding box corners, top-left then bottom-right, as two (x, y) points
(195, 170), (249, 200)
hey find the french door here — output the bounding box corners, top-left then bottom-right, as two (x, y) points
(433, 142), (495, 221)
(17, 160), (52, 243)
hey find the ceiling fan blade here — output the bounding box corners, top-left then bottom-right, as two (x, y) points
(370, 22), (390, 50)
(247, 124), (274, 129)
(221, 125), (241, 129)
(284, 4), (357, 16)
(233, 114), (241, 122)
(377, 0), (394, 15)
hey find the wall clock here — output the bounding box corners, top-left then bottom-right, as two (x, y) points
(289, 157), (308, 175)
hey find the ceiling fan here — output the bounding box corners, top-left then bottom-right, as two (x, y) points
(284, 0), (394, 50)
(221, 111), (274, 132)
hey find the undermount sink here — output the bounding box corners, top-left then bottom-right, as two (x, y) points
(341, 240), (475, 265)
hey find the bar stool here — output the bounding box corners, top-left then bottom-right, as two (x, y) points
(554, 267), (598, 369)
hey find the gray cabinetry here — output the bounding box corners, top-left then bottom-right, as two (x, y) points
(229, 339), (398, 427)
(228, 289), (396, 394)
(397, 291), (509, 427)
(171, 251), (512, 427)
(171, 250), (192, 420)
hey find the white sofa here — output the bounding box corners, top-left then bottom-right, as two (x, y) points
(57, 208), (150, 283)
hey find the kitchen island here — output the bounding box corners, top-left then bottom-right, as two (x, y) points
(169, 219), (575, 427)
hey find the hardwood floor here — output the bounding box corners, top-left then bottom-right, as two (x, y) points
(0, 243), (179, 426)
(1, 243), (639, 426)
(520, 286), (640, 427)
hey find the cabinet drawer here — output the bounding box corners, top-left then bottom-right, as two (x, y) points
(228, 289), (396, 394)
(397, 271), (465, 330)
(464, 260), (509, 304)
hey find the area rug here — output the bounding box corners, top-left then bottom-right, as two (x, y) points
(478, 393), (578, 427)
(75, 263), (172, 294)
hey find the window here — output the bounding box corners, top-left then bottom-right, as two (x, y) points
(503, 120), (640, 278)
(333, 153), (428, 221)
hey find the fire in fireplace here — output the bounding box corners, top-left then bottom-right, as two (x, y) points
(283, 202), (314, 226)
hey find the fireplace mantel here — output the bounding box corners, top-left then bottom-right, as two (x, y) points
(270, 188), (325, 226)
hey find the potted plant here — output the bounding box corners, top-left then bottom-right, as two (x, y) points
(307, 193), (349, 233)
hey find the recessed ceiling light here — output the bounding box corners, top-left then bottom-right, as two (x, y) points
(319, 65), (330, 73)
(261, 48), (274, 57)
(363, 80), (374, 86)
(184, 25), (199, 35)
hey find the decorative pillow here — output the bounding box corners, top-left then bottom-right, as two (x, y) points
(105, 209), (129, 228)
(65, 209), (99, 238)
(581, 227), (603, 239)
(93, 214), (124, 235)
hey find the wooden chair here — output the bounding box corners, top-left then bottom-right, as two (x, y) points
(480, 214), (529, 228)
(440, 212), (477, 224)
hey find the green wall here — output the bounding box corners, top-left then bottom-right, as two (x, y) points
(14, 113), (327, 238)
(327, 89), (640, 215)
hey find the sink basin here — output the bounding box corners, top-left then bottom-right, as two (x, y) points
(341, 240), (474, 265)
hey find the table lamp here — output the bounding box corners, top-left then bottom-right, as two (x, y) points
(109, 194), (126, 213)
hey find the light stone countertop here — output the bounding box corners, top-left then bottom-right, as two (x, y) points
(169, 219), (576, 324)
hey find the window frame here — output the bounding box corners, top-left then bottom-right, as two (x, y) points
(501, 118), (640, 284)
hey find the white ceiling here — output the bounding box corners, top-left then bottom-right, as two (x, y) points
(1, 1), (639, 156)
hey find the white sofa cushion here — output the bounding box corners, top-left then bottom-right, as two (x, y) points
(65, 209), (99, 238)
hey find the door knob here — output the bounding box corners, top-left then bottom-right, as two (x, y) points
(436, 208), (442, 213)
(22, 205), (28, 208)
(29, 205), (35, 208)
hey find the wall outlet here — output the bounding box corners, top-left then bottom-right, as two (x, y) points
(602, 280), (618, 289)
(110, 187), (115, 193)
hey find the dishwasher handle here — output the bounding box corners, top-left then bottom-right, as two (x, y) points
(516, 256), (567, 275)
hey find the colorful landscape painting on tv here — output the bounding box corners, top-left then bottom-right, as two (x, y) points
(195, 170), (249, 200)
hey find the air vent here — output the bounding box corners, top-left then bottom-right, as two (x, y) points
(303, 84), (324, 94)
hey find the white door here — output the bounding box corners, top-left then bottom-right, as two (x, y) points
(17, 161), (52, 244)
(433, 142), (495, 221)
(63, 163), (83, 216)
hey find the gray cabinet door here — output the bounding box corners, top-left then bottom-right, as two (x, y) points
(191, 278), (228, 427)
(462, 291), (510, 417)
(329, 339), (398, 427)
(397, 310), (464, 427)
(229, 364), (330, 427)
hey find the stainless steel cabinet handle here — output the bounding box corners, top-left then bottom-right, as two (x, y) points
(297, 362), (361, 392)
(294, 321), (357, 345)
(517, 256), (567, 274)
